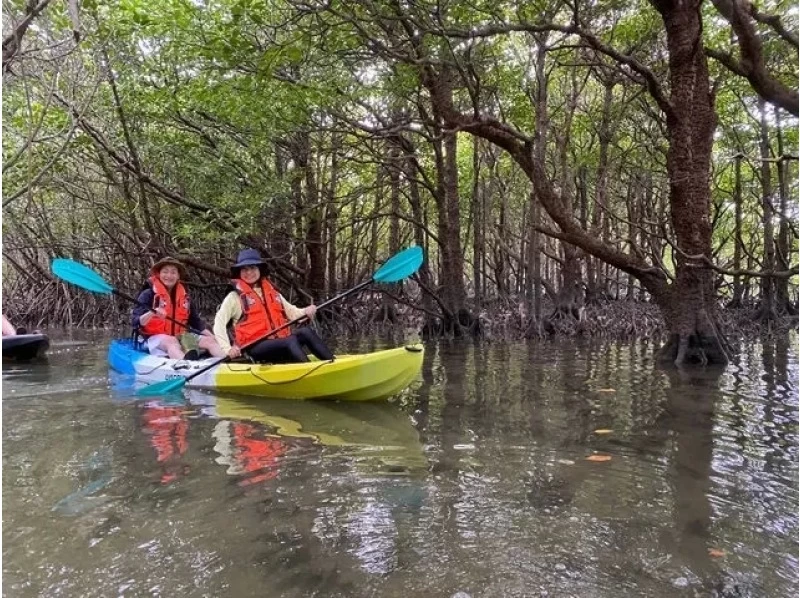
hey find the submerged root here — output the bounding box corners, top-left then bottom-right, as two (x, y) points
(421, 308), (483, 339)
(656, 332), (729, 366)
(542, 303), (584, 336)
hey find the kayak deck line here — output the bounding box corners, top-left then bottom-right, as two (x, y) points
(236, 360), (332, 386)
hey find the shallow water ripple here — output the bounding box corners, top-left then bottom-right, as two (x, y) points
(3, 333), (797, 597)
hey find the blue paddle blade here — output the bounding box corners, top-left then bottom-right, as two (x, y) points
(136, 377), (187, 397)
(373, 246), (424, 283)
(51, 259), (114, 295)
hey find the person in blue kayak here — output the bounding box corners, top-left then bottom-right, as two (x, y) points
(213, 248), (334, 363)
(132, 256), (226, 360)
(2, 314), (17, 336)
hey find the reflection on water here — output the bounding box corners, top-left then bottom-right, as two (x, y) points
(139, 401), (192, 486)
(3, 334), (797, 597)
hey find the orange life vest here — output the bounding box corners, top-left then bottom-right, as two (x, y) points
(232, 278), (290, 346)
(139, 276), (190, 337)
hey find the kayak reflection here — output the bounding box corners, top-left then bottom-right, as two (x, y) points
(204, 392), (428, 478)
(110, 375), (428, 488)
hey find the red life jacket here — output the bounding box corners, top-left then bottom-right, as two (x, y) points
(139, 276), (191, 337)
(232, 278), (290, 346)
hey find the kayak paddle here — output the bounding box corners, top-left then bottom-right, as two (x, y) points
(50, 258), (207, 336)
(135, 245), (424, 397)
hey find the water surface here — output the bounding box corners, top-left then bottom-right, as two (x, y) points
(3, 334), (797, 597)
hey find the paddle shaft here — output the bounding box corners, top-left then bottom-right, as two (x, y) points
(169, 278), (375, 386)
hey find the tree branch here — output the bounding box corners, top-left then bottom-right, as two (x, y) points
(3, 0), (53, 71)
(437, 21), (674, 117)
(54, 94), (232, 228)
(707, 0), (799, 116)
(749, 4), (798, 48)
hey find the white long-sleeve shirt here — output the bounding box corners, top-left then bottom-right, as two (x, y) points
(213, 289), (305, 352)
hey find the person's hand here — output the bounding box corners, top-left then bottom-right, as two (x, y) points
(228, 345), (241, 359)
(304, 305), (317, 320)
(202, 329), (213, 337)
(153, 307), (166, 319)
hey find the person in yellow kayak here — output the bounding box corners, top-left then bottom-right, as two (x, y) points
(213, 248), (334, 363)
(133, 257), (226, 360)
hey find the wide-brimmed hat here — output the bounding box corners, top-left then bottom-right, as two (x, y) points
(150, 256), (186, 279)
(230, 248), (267, 277)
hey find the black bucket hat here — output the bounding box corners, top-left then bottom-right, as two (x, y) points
(231, 248), (267, 277)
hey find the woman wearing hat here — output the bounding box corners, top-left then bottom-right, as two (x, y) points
(212, 248), (334, 363)
(132, 257), (226, 360)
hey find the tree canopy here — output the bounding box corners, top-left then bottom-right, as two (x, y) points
(2, 0), (797, 351)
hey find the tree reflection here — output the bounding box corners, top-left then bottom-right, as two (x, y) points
(660, 366), (724, 584)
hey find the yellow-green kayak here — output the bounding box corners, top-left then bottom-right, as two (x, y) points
(109, 339), (424, 401)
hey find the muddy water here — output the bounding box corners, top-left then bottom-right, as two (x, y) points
(3, 334), (797, 597)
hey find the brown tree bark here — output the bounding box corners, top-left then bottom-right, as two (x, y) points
(773, 109), (796, 315)
(287, 132), (324, 295)
(707, 0), (798, 116)
(471, 138), (484, 308)
(526, 35), (549, 320)
(426, 88), (467, 322)
(728, 153), (745, 308)
(590, 79), (615, 303)
(101, 46), (157, 247)
(380, 140), (403, 320)
(271, 146), (292, 261)
(626, 179), (640, 301)
(494, 193), (509, 299)
(326, 138), (340, 296)
(290, 139), (307, 275)
(531, 199), (543, 326)
(418, 3), (731, 363)
(306, 151), (326, 297)
(651, 0), (730, 365)
(370, 162), (382, 271)
(401, 141), (435, 314)
(549, 63), (585, 323)
(755, 98), (777, 322)
(439, 127), (467, 315)
(553, 244), (583, 321)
